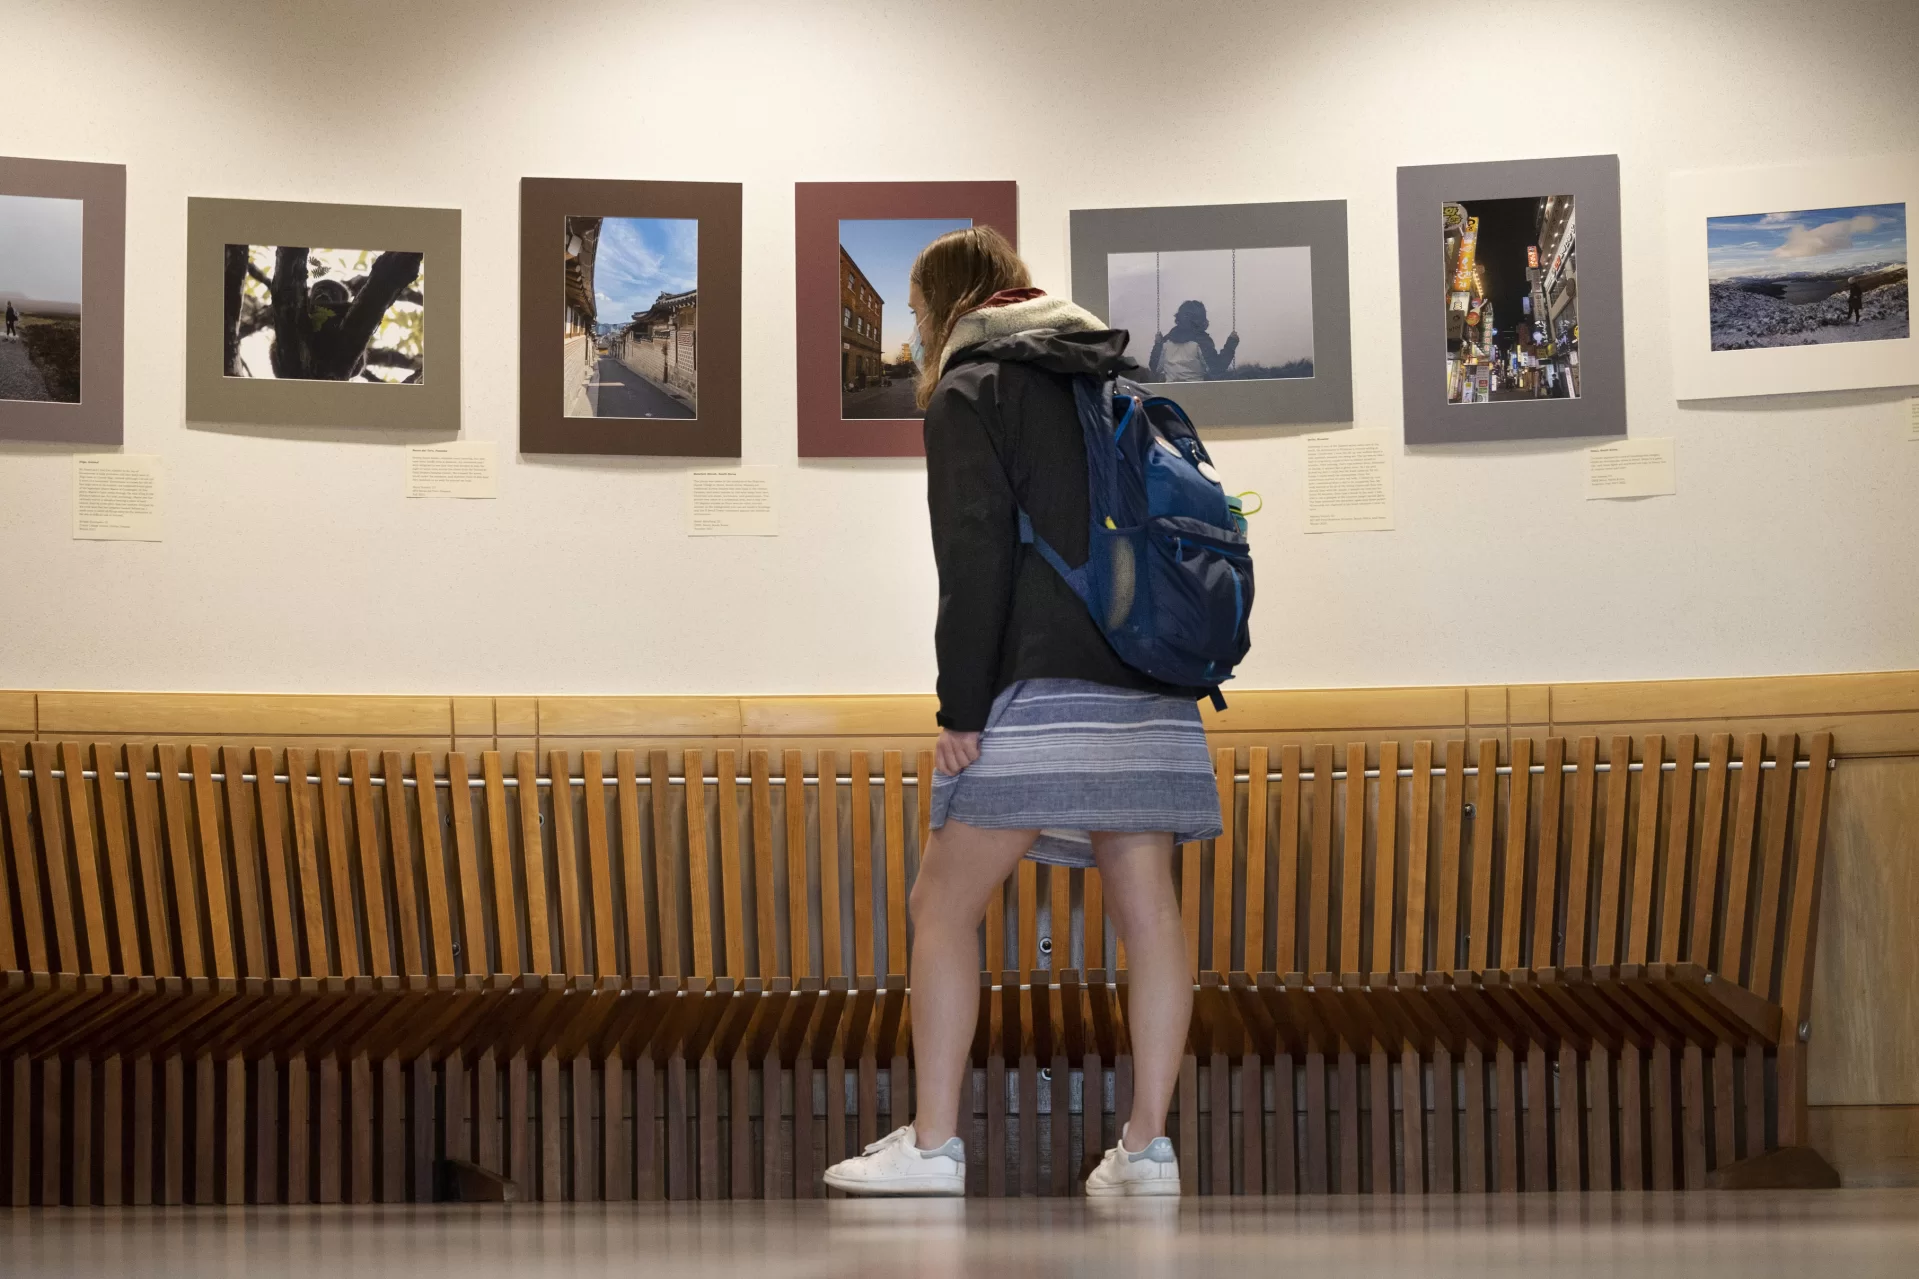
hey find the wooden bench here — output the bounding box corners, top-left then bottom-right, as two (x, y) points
(0, 731), (1835, 1204)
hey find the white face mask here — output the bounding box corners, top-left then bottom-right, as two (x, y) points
(910, 313), (926, 367)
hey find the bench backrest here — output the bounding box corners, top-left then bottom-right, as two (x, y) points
(0, 734), (1832, 1019)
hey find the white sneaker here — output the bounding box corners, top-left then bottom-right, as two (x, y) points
(1085, 1124), (1181, 1197)
(823, 1126), (967, 1197)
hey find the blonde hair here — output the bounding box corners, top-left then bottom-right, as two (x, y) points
(908, 226), (1031, 409)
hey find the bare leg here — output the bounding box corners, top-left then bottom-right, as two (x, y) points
(907, 819), (1037, 1148)
(1091, 830), (1190, 1148)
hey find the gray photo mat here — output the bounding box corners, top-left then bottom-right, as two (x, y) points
(185, 198), (461, 431)
(0, 155), (126, 446)
(1070, 200), (1353, 427)
(1396, 154), (1625, 444)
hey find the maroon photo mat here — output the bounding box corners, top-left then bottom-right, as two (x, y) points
(519, 177), (741, 457)
(795, 181), (1017, 457)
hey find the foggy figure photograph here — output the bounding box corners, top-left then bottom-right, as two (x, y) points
(838, 216), (971, 419)
(1106, 246), (1314, 383)
(1707, 203), (1907, 350)
(0, 193), (83, 403)
(224, 244), (424, 382)
(563, 215), (698, 420)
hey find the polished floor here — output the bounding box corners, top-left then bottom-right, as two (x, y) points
(7, 1191), (1919, 1277)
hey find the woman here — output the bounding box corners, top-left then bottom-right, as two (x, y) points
(1148, 298), (1238, 382)
(822, 228), (1221, 1198)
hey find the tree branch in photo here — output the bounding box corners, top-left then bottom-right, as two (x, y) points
(320, 250), (423, 380)
(222, 244), (249, 376)
(270, 246), (312, 378)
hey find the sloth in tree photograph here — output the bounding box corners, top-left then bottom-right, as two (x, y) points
(222, 243), (425, 381)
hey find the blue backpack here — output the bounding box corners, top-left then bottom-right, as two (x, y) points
(1015, 375), (1254, 709)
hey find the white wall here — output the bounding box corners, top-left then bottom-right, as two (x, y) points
(1, 0), (1916, 696)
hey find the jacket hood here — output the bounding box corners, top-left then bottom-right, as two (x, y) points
(941, 291), (1136, 379)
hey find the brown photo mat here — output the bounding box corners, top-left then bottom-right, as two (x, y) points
(520, 178), (741, 458)
(0, 155), (125, 446)
(795, 181), (1017, 458)
(185, 198), (461, 432)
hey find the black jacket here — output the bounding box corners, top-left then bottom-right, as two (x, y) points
(925, 327), (1197, 731)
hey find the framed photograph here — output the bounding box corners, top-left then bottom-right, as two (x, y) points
(1396, 155), (1625, 443)
(1668, 155), (1916, 400)
(796, 181), (1017, 457)
(520, 178), (741, 456)
(1069, 200), (1352, 427)
(185, 198), (460, 431)
(0, 155), (124, 445)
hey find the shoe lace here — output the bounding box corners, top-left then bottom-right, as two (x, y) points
(861, 1126), (913, 1156)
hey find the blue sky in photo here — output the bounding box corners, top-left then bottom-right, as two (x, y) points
(839, 217), (972, 354)
(0, 194), (83, 303)
(594, 217), (697, 325)
(1706, 202), (1907, 280)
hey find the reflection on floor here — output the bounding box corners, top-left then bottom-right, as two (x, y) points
(6, 1189), (1918, 1277)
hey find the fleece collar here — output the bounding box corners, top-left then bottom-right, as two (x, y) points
(940, 290), (1109, 373)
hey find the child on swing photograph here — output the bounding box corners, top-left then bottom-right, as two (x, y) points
(1106, 244), (1317, 382)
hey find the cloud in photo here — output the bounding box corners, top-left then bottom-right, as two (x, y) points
(0, 194), (83, 303)
(1706, 202), (1906, 279)
(595, 217), (697, 325)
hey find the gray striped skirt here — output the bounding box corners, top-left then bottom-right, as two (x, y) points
(928, 678), (1222, 868)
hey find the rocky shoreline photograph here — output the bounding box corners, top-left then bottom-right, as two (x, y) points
(1707, 202), (1908, 350)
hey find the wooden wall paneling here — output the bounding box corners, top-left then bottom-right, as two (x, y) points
(546, 750), (584, 976)
(583, 750), (618, 978)
(93, 744), (143, 976)
(482, 752), (520, 976)
(29, 741), (82, 972)
(217, 745), (266, 979)
(346, 751), (391, 979)
(616, 749), (649, 981)
(411, 752), (456, 980)
(515, 752), (552, 975)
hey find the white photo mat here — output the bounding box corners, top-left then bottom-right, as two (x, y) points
(1668, 155), (1918, 401)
